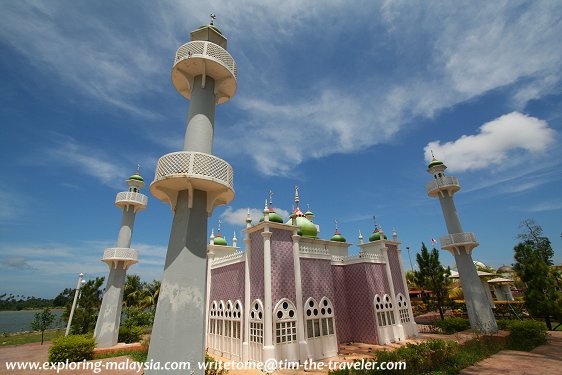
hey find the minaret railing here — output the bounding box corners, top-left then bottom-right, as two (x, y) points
(425, 176), (460, 195)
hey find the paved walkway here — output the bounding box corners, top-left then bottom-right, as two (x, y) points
(1, 332), (561, 374)
(460, 331), (562, 375)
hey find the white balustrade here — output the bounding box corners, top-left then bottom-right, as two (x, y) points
(174, 40), (237, 79)
(426, 176), (460, 195)
(115, 191), (148, 208)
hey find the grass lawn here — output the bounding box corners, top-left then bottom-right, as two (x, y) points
(0, 329), (64, 346)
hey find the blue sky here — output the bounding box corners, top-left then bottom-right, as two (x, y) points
(1, 1), (561, 298)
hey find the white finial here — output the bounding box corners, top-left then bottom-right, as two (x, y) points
(269, 189), (273, 207)
(232, 231), (237, 247)
(334, 219), (339, 230)
(245, 208), (252, 228)
(392, 227), (398, 241)
(358, 230), (364, 244)
(136, 164), (141, 173)
(210, 228), (215, 245)
(263, 199), (269, 221)
(217, 220), (222, 234)
(210, 13), (216, 25)
(431, 149), (435, 159)
(294, 185), (300, 207)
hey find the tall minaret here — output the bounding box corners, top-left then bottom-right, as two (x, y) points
(426, 155), (497, 333)
(147, 16), (237, 373)
(94, 168), (148, 347)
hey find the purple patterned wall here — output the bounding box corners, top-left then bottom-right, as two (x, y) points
(271, 229), (296, 308)
(331, 265), (353, 344)
(250, 231), (264, 302)
(210, 262), (245, 302)
(300, 258), (335, 303)
(386, 245), (406, 296)
(364, 263), (392, 296)
(343, 264), (379, 344)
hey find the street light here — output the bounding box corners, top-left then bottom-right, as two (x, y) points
(65, 273), (85, 336)
(406, 246), (414, 272)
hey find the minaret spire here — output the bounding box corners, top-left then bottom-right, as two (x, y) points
(294, 185), (300, 208)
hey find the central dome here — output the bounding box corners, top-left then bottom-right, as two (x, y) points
(286, 208), (317, 238)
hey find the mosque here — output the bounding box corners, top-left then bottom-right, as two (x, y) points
(205, 188), (417, 362)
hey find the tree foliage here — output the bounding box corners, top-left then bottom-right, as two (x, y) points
(30, 307), (55, 344)
(513, 219), (562, 330)
(414, 242), (451, 320)
(63, 277), (104, 334)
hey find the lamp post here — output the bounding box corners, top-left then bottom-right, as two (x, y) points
(65, 273), (84, 336)
(406, 246), (414, 272)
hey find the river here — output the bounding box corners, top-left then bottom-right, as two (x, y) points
(0, 309), (66, 334)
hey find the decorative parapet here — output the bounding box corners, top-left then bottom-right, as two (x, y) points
(331, 251), (386, 265)
(440, 232), (479, 254)
(102, 247), (138, 269)
(115, 191), (148, 212)
(211, 251), (244, 268)
(150, 151), (235, 214)
(172, 41), (237, 103)
(426, 176), (460, 197)
(299, 244), (331, 259)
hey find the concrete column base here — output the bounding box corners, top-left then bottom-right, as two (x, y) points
(242, 342), (249, 362)
(94, 265), (126, 348)
(298, 340), (309, 363)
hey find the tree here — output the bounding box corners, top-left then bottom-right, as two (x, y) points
(30, 308), (55, 344)
(514, 242), (562, 330)
(53, 288), (74, 307)
(414, 242), (451, 320)
(517, 219), (554, 265)
(63, 277), (104, 334)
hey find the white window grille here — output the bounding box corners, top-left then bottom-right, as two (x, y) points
(305, 297), (335, 338)
(374, 294), (396, 327)
(250, 300), (264, 344)
(396, 294), (411, 324)
(274, 299), (297, 344)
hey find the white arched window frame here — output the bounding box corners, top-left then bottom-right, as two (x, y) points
(273, 299), (297, 344)
(374, 294), (396, 327)
(396, 293), (411, 324)
(305, 297), (336, 339)
(218, 300), (225, 336)
(249, 299), (264, 344)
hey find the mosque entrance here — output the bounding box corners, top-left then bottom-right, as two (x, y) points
(304, 297), (338, 360)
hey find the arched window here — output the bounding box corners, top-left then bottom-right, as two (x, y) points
(209, 301), (218, 334)
(249, 300), (263, 344)
(273, 299), (297, 344)
(225, 301), (233, 338)
(305, 297), (335, 338)
(396, 294), (411, 324)
(218, 300), (225, 336)
(231, 300), (242, 340)
(374, 294), (396, 327)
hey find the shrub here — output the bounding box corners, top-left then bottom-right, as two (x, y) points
(507, 320), (548, 351)
(434, 317), (471, 334)
(496, 318), (514, 330)
(118, 326), (144, 343)
(48, 334), (95, 363)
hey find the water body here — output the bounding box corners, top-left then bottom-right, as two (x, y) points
(0, 309), (65, 334)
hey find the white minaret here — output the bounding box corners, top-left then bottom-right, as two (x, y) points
(147, 16), (237, 373)
(94, 168), (148, 347)
(425, 154), (497, 333)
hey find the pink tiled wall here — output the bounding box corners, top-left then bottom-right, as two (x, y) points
(300, 258), (335, 303)
(210, 262), (245, 302)
(331, 265), (353, 344)
(271, 229), (296, 308)
(386, 245), (406, 296)
(250, 231), (264, 302)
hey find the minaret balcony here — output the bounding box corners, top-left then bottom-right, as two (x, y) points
(440, 232), (479, 254)
(172, 40), (237, 104)
(426, 176), (461, 197)
(150, 151), (235, 214)
(115, 192), (148, 212)
(102, 247), (138, 269)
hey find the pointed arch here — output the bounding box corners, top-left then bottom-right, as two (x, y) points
(273, 298), (297, 344)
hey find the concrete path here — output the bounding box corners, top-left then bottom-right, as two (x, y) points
(460, 331), (562, 375)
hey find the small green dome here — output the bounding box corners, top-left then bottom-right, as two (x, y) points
(213, 234), (227, 246)
(369, 229), (387, 242)
(259, 208), (284, 223)
(286, 214), (318, 238)
(428, 158), (444, 168)
(129, 173), (144, 182)
(330, 230), (346, 242)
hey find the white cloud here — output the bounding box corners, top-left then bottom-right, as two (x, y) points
(0, 256), (34, 270)
(527, 200), (562, 213)
(424, 112), (556, 172)
(220, 206), (290, 227)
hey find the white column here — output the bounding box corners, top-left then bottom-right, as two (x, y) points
(205, 248), (215, 349)
(242, 234), (251, 361)
(395, 247), (418, 336)
(292, 233), (309, 362)
(382, 245), (404, 342)
(262, 228), (275, 361)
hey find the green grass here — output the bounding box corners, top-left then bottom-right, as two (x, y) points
(0, 329), (64, 346)
(94, 349), (147, 361)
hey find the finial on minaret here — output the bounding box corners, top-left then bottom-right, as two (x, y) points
(269, 189), (273, 207)
(294, 185), (300, 208)
(431, 149), (435, 159)
(217, 220), (222, 236)
(263, 199), (270, 222)
(392, 227), (398, 241)
(358, 230), (364, 244)
(372, 215), (378, 230)
(210, 13), (216, 26)
(334, 219), (339, 230)
(210, 228), (215, 245)
(232, 231), (237, 247)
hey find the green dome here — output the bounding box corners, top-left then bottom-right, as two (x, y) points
(129, 173), (144, 182)
(369, 229), (387, 242)
(213, 234), (227, 246)
(259, 208), (284, 223)
(330, 230), (346, 242)
(286, 215), (318, 238)
(428, 158), (444, 168)
(305, 210), (314, 216)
